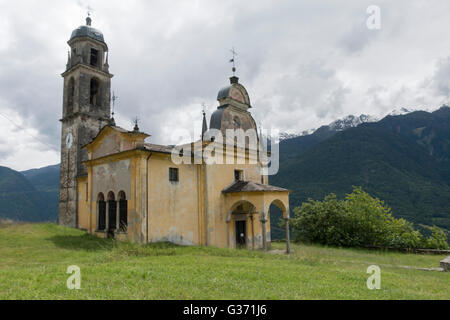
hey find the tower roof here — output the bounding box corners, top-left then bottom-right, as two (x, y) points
(209, 76), (257, 135)
(69, 17), (106, 47)
(216, 76), (251, 108)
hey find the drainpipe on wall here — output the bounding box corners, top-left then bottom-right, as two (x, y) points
(146, 152), (152, 244)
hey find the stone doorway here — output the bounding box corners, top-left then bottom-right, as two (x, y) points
(235, 220), (247, 248)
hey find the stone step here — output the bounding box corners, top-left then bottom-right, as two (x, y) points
(440, 256), (450, 271)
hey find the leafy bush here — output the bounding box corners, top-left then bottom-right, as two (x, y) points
(291, 187), (448, 249)
(422, 225), (449, 249)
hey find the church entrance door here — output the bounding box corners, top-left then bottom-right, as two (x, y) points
(235, 220), (247, 248)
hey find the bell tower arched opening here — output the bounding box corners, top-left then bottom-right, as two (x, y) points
(67, 77), (75, 115)
(90, 78), (100, 106)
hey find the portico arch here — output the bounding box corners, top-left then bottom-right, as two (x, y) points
(226, 200), (256, 222)
(268, 198), (291, 254)
(226, 200), (258, 250)
(270, 199), (288, 218)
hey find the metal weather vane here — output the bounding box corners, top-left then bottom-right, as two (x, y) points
(86, 6), (93, 25)
(112, 91), (118, 117)
(230, 47), (238, 76)
(202, 102), (207, 116)
(133, 116), (140, 131)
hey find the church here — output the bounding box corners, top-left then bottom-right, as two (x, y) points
(59, 16), (291, 251)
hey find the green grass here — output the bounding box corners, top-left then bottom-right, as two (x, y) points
(0, 223), (448, 299)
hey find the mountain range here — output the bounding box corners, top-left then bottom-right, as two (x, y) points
(278, 107), (437, 140)
(0, 164), (59, 222)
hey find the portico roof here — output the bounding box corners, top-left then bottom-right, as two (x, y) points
(222, 180), (289, 194)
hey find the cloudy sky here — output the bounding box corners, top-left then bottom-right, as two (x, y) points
(1, 0), (450, 171)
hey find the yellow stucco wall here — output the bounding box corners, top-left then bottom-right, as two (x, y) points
(146, 153), (200, 246)
(204, 163), (255, 248)
(77, 176), (89, 231)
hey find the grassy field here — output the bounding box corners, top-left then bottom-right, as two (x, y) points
(0, 223), (448, 300)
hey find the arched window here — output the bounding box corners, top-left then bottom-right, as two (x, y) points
(118, 191), (128, 232)
(67, 78), (75, 114)
(107, 191), (116, 234)
(97, 193), (106, 231)
(90, 78), (100, 106)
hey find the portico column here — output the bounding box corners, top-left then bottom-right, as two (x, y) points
(284, 217), (291, 254)
(226, 212), (232, 248)
(260, 217), (267, 251)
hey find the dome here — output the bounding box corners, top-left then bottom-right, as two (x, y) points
(217, 86), (232, 101)
(216, 77), (251, 108)
(209, 76), (256, 134)
(69, 17), (106, 47)
(210, 108), (225, 130)
(70, 25), (105, 44)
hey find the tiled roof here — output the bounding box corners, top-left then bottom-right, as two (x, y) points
(143, 143), (174, 154)
(222, 180), (289, 193)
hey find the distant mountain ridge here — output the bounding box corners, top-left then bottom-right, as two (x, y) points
(278, 106), (444, 141)
(22, 164), (60, 192)
(0, 164), (59, 222)
(328, 114), (378, 131)
(279, 114), (378, 141)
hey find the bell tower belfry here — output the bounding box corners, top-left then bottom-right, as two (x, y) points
(59, 16), (113, 227)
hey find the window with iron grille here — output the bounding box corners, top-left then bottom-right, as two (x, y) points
(169, 168), (179, 182)
(119, 199), (127, 231)
(118, 191), (128, 232)
(98, 200), (106, 231)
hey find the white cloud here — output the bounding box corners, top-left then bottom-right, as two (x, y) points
(1, 0), (450, 170)
(0, 107), (59, 171)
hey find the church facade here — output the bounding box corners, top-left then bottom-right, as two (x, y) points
(59, 17), (291, 251)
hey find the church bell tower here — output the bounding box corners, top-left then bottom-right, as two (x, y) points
(59, 16), (113, 227)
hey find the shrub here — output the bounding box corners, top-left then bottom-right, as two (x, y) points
(291, 187), (448, 249)
(422, 226), (449, 249)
